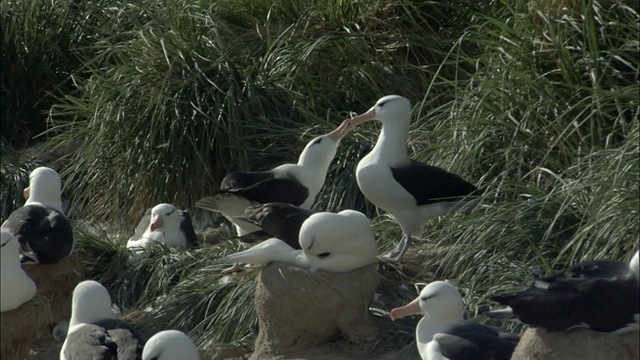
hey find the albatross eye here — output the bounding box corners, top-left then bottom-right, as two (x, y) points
(317, 252), (331, 259)
(311, 138), (323, 145)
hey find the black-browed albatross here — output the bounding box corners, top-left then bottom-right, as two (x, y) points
(487, 250), (640, 333)
(1, 166), (74, 265)
(234, 202), (314, 249)
(347, 95), (479, 262)
(390, 281), (519, 360)
(196, 119), (352, 236)
(60, 280), (200, 360)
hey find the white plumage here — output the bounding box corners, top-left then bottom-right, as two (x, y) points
(1, 230), (36, 312)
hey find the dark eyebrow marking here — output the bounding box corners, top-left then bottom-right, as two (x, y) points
(420, 294), (436, 301)
(1, 238), (10, 247)
(166, 208), (176, 216)
(377, 98), (396, 107)
(311, 137), (323, 146)
(317, 252), (331, 259)
(305, 236), (315, 251)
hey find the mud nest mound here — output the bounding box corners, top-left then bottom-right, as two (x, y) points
(0, 294), (53, 360)
(24, 254), (84, 326)
(251, 263), (380, 360)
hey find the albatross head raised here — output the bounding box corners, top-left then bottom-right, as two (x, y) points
(348, 95), (412, 127)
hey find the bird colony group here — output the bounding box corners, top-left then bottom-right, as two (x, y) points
(1, 95), (638, 360)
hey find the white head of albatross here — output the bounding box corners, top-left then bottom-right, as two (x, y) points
(299, 209), (378, 273)
(390, 281), (465, 359)
(280, 119), (353, 209)
(24, 166), (64, 213)
(143, 330), (199, 360)
(347, 95), (479, 263)
(68, 280), (113, 328)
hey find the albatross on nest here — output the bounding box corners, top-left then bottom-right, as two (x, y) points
(213, 209), (377, 273)
(1, 230), (36, 312)
(195, 119), (352, 236)
(60, 280), (199, 360)
(487, 250), (640, 333)
(2, 166), (74, 265)
(390, 281), (519, 360)
(347, 95), (479, 263)
(126, 203), (198, 252)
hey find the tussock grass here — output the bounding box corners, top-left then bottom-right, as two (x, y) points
(2, 0), (638, 353)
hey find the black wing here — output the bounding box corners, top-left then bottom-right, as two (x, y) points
(239, 203), (314, 249)
(391, 160), (478, 206)
(491, 262), (639, 332)
(438, 322), (517, 360)
(221, 177), (310, 206)
(179, 210), (199, 247)
(220, 171), (276, 190)
(63, 319), (145, 360)
(2, 205), (74, 264)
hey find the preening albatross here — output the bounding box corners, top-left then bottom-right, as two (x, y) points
(390, 281), (519, 360)
(347, 95), (479, 262)
(213, 209), (377, 273)
(487, 250), (640, 333)
(195, 120), (352, 236)
(1, 230), (36, 312)
(2, 166), (74, 264)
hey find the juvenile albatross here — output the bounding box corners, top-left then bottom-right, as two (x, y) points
(487, 250), (640, 333)
(196, 119), (352, 236)
(347, 95), (479, 262)
(2, 166), (74, 264)
(390, 281), (519, 360)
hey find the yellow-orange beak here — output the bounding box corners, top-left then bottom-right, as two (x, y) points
(150, 215), (164, 232)
(326, 119), (353, 141)
(23, 187), (30, 199)
(347, 107), (377, 127)
(389, 297), (421, 321)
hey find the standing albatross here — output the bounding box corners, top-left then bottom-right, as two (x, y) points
(347, 95), (479, 262)
(390, 281), (519, 360)
(2, 166), (74, 264)
(196, 120), (352, 236)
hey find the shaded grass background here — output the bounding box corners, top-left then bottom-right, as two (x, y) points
(2, 0), (638, 353)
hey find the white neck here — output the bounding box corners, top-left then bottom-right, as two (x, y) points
(417, 312), (461, 344)
(26, 194), (64, 214)
(370, 120), (409, 164)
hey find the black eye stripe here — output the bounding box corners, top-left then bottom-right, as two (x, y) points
(420, 294), (435, 301)
(317, 252), (331, 259)
(166, 209), (176, 216)
(1, 239), (10, 247)
(311, 137), (323, 145)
